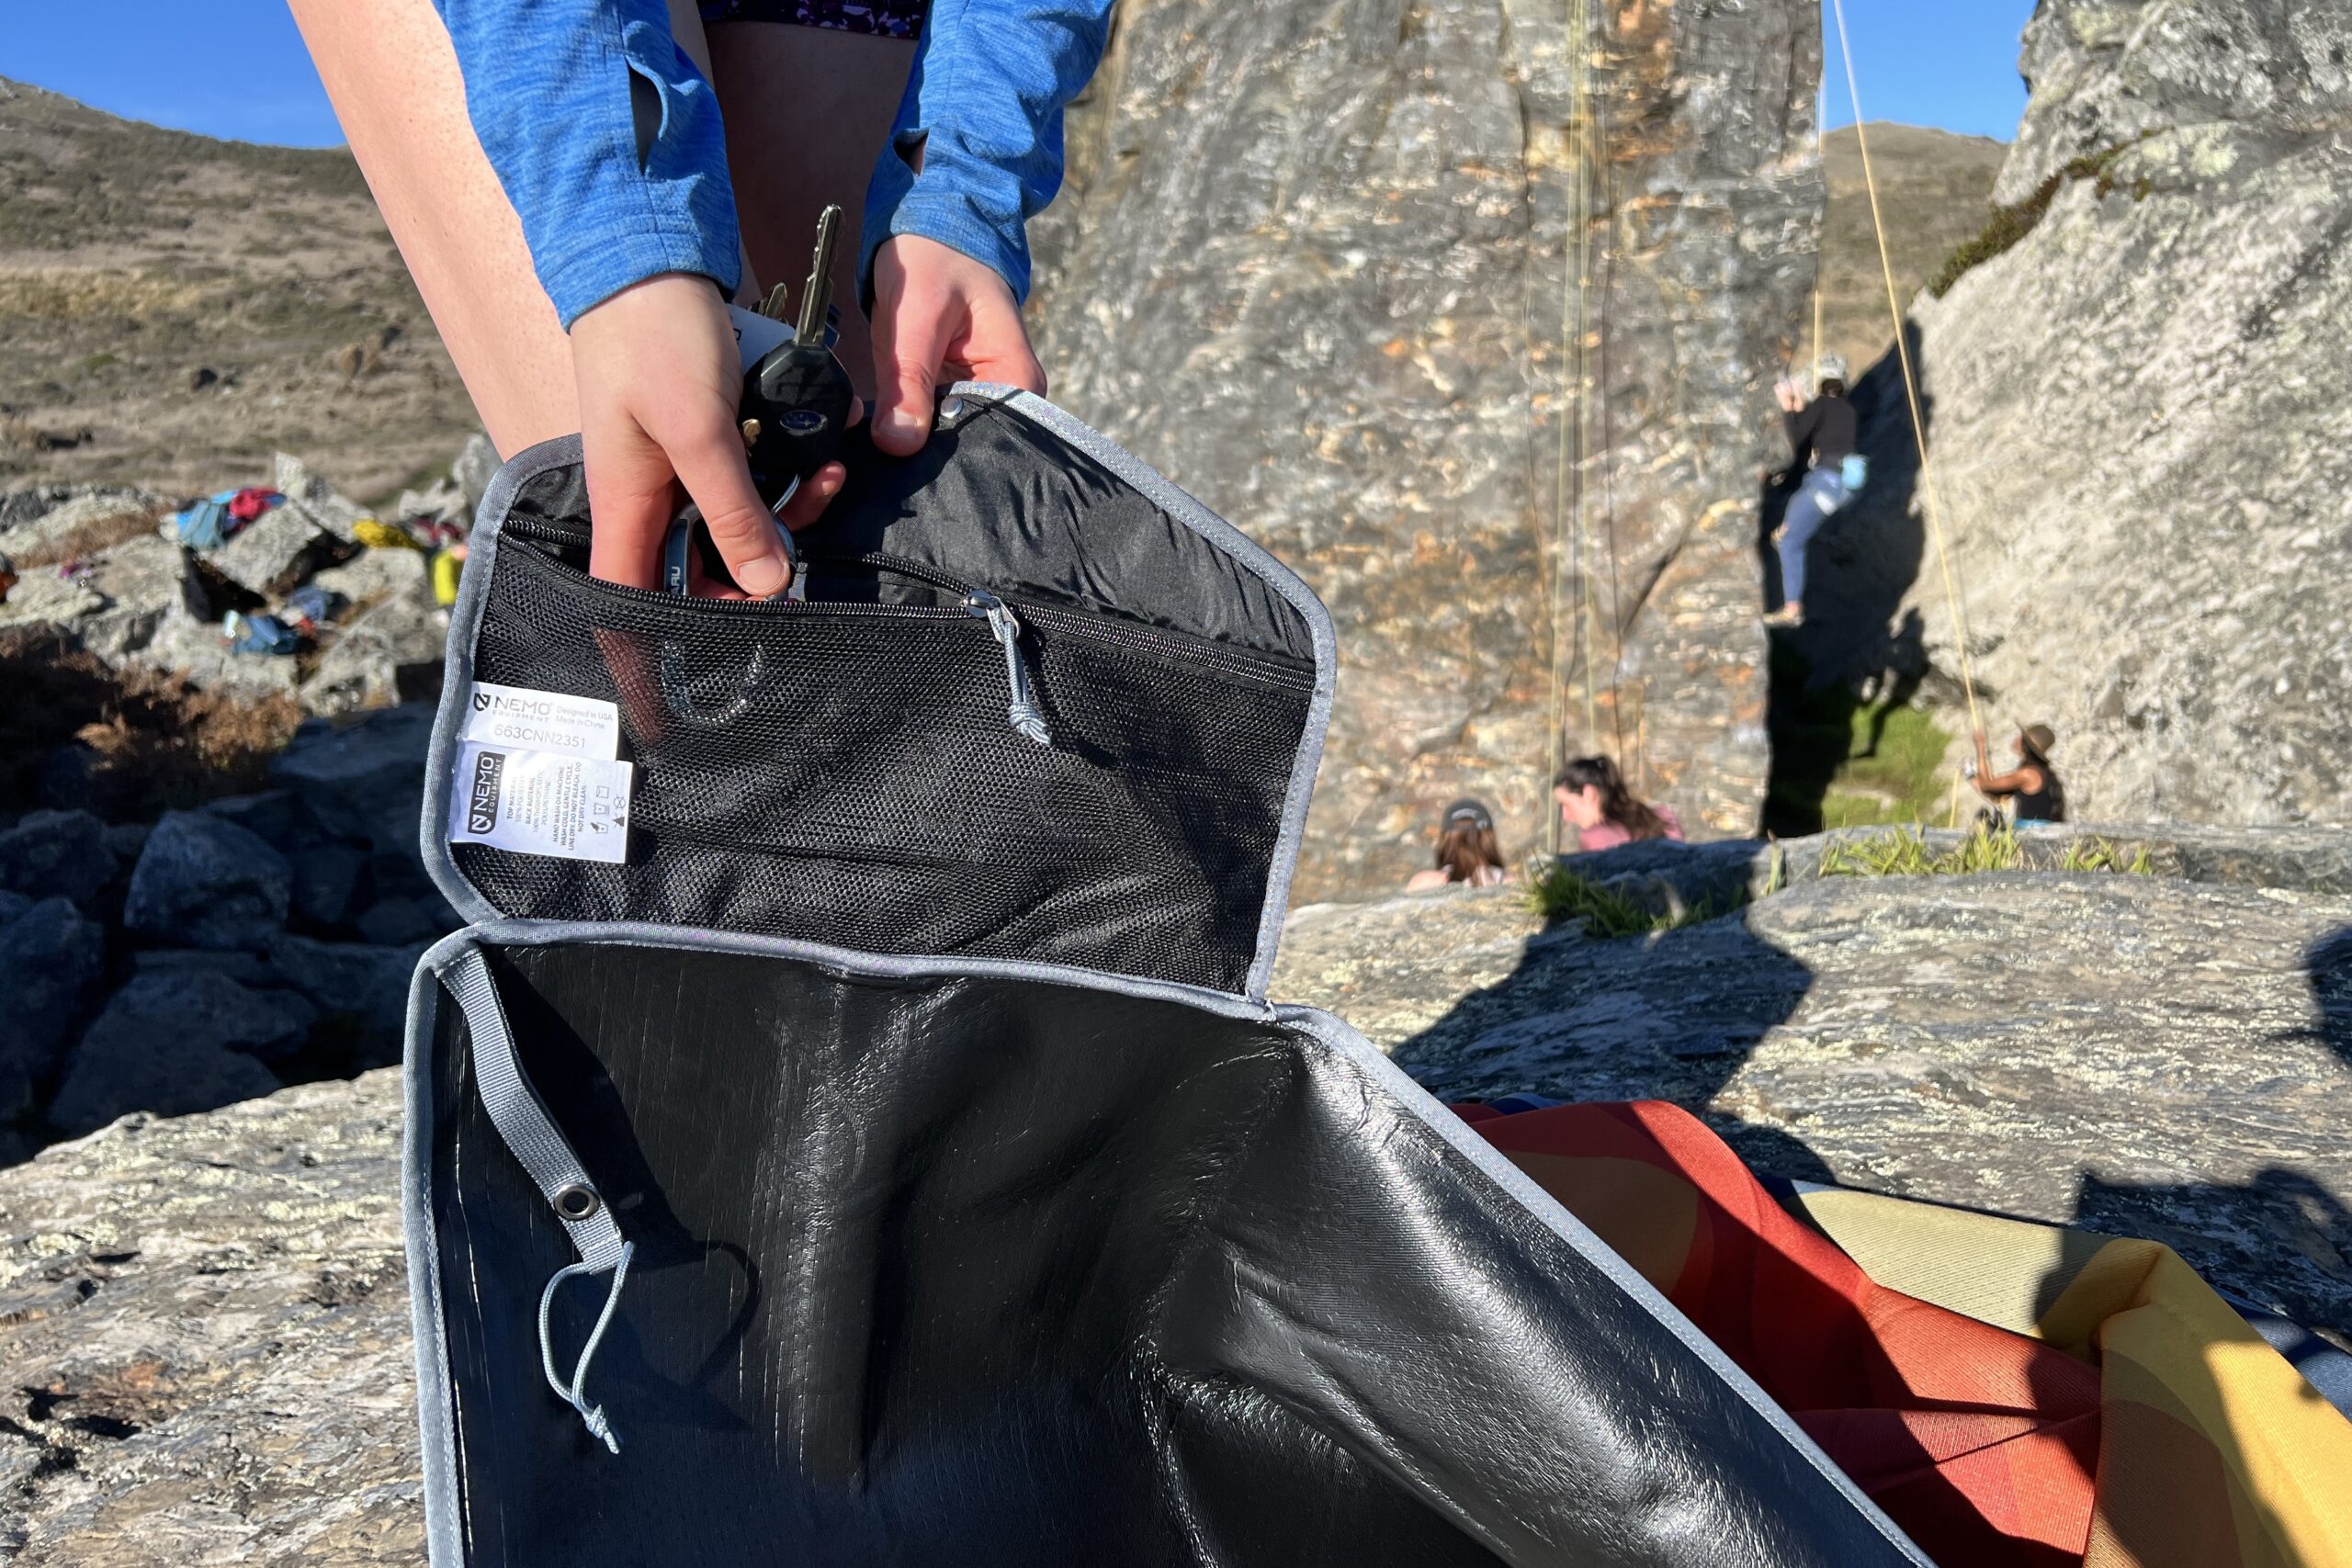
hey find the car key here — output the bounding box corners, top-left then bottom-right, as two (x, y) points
(742, 203), (856, 512)
(664, 206), (855, 597)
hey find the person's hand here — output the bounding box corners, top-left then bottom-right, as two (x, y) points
(867, 235), (1046, 457)
(571, 272), (847, 592)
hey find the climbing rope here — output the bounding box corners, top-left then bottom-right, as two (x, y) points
(1826, 0), (1986, 738)
(1546, 0), (1601, 856)
(1808, 73), (1827, 385)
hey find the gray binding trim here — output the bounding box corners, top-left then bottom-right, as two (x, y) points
(419, 919), (1282, 1025)
(401, 948), (469, 1568)
(422, 399), (1335, 1003)
(419, 435), (582, 927)
(1273, 1003), (1937, 1565)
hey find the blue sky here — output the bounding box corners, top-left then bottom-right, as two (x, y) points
(5, 0), (2037, 150)
(1822, 0), (2040, 141)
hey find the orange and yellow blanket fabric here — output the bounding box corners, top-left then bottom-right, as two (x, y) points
(1456, 1101), (2352, 1568)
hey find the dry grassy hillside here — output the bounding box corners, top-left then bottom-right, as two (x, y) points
(1804, 123), (2007, 384)
(0, 78), (480, 502)
(0, 80), (2002, 506)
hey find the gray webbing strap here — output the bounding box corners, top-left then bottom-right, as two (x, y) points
(440, 949), (626, 1269)
(438, 947), (634, 1453)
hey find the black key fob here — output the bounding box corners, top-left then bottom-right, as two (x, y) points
(742, 321), (855, 499)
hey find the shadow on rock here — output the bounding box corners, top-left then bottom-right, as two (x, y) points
(2052, 932), (2352, 1343)
(2310, 926), (2352, 1071)
(0, 705), (457, 1168)
(2068, 1166), (2352, 1348)
(1390, 881), (1834, 1185)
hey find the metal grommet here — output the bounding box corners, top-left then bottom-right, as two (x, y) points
(935, 395), (967, 428)
(552, 1183), (602, 1223)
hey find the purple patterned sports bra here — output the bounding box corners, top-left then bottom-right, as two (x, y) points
(699, 0), (929, 38)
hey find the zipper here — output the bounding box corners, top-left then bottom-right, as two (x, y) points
(503, 531), (1050, 742)
(501, 526), (1309, 743)
(802, 549), (1313, 690)
(965, 591), (1050, 745)
(801, 551), (1046, 743)
(509, 522), (1309, 685)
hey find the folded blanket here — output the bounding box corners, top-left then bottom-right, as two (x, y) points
(1459, 1101), (2352, 1568)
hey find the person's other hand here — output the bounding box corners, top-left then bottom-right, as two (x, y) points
(868, 235), (1046, 457)
(571, 272), (847, 592)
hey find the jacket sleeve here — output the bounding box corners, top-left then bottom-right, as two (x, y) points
(433, 0), (742, 329)
(1784, 402), (1819, 467)
(858, 0), (1116, 308)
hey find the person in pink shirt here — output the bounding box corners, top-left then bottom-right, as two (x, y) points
(1555, 755), (1683, 853)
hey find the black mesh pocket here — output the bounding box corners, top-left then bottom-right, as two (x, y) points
(453, 534), (1314, 993)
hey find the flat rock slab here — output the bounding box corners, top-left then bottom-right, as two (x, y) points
(1276, 871), (2352, 1338)
(6, 845), (2347, 1561)
(0, 1076), (418, 1562)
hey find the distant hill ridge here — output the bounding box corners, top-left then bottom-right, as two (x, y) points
(1811, 123), (2006, 385)
(0, 77), (477, 501)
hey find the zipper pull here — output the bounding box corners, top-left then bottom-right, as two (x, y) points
(965, 591), (1051, 746)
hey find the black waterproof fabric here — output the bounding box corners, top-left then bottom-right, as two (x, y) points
(495, 402), (1316, 660)
(420, 938), (1918, 1568)
(449, 399), (1318, 995)
(417, 397), (1925, 1568)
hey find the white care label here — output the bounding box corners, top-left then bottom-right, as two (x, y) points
(448, 743), (634, 864)
(461, 682), (621, 760)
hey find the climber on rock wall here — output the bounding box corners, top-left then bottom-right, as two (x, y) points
(1767, 355), (1864, 628)
(1971, 723), (2069, 828)
(290, 0), (1114, 594)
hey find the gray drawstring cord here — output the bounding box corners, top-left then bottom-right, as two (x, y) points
(538, 1239), (636, 1455)
(966, 592), (1050, 745)
(441, 949), (639, 1459)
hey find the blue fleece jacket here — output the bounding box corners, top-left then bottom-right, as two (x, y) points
(431, 0), (1114, 329)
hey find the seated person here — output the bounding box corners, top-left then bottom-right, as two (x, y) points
(1407, 799), (1512, 890)
(1555, 755), (1682, 852)
(1972, 724), (2067, 826)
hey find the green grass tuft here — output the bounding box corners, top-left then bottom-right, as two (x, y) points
(2059, 836), (2156, 875)
(1822, 823), (2023, 878)
(1528, 864), (1736, 939)
(1821, 825), (2155, 880)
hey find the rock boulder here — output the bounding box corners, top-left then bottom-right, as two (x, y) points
(1028, 0), (1820, 897)
(120, 811), (293, 952)
(45, 972), (302, 1137)
(0, 809), (117, 908)
(1810, 0), (2352, 828)
(0, 898), (107, 1121)
(0, 1077), (418, 1561)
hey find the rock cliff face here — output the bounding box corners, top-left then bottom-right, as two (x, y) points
(4, 825), (2346, 1560)
(1027, 0), (1820, 898)
(1807, 0), (2352, 827)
